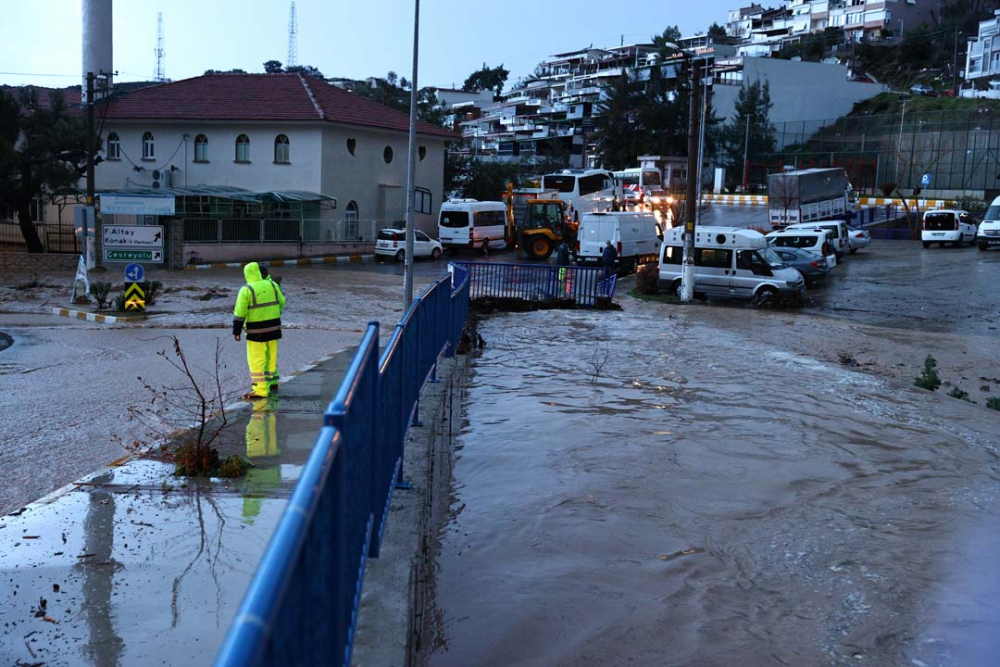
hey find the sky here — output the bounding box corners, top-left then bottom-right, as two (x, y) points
(0, 0), (735, 91)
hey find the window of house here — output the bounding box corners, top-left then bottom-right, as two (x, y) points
(274, 134), (290, 163)
(383, 146), (393, 163)
(194, 134), (209, 162)
(106, 132), (121, 160)
(345, 201), (359, 238)
(414, 187), (432, 215)
(347, 138), (356, 155)
(418, 145), (427, 161)
(236, 134), (251, 162)
(142, 132), (155, 160)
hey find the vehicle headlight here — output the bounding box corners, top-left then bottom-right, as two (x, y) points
(786, 280), (799, 287)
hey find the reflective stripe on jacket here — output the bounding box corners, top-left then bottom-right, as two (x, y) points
(233, 262), (286, 342)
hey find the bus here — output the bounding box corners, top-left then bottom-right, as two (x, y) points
(541, 169), (618, 222)
(614, 167), (664, 202)
(437, 199), (509, 254)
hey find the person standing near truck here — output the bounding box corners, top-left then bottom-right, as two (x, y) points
(233, 262), (286, 400)
(602, 240), (618, 280)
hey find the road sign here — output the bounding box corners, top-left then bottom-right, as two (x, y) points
(100, 195), (175, 215)
(103, 225), (164, 249)
(124, 263), (144, 283)
(104, 249), (163, 263)
(921, 172), (932, 187)
(124, 282), (145, 311)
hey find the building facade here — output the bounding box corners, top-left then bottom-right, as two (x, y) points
(966, 11), (1000, 84)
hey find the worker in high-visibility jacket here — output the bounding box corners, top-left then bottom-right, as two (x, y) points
(232, 262), (285, 399)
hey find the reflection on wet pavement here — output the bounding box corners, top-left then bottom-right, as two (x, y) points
(424, 307), (1000, 667)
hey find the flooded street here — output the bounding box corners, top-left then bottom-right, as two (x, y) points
(423, 301), (1000, 666)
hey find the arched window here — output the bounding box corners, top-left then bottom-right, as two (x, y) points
(345, 201), (359, 238)
(142, 132), (155, 159)
(383, 146), (393, 164)
(194, 134), (209, 162)
(274, 135), (290, 163)
(347, 137), (356, 155)
(235, 134), (250, 163)
(106, 132), (120, 160)
(418, 145), (426, 162)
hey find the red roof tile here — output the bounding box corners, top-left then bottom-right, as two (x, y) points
(96, 74), (456, 138)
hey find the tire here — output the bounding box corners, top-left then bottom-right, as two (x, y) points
(431, 247), (441, 260)
(753, 286), (779, 308)
(529, 236), (552, 260)
(953, 236), (964, 248)
(922, 241), (930, 248)
(849, 248), (858, 254)
(671, 279), (683, 298)
(395, 249), (405, 262)
(980, 243), (988, 251)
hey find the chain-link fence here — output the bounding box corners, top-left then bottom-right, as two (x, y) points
(744, 108), (1000, 197)
(181, 218), (378, 244)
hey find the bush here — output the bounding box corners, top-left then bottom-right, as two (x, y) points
(90, 281), (112, 309)
(113, 292), (127, 312)
(914, 355), (941, 391)
(948, 386), (973, 403)
(879, 182), (897, 198)
(138, 280), (162, 306)
(987, 397), (1000, 411)
(635, 263), (659, 295)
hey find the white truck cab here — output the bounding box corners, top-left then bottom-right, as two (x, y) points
(658, 226), (805, 305)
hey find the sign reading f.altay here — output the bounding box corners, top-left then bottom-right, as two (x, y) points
(103, 225), (164, 248)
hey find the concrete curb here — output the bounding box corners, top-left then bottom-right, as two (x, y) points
(184, 254), (375, 271)
(49, 307), (145, 324)
(702, 194), (768, 207)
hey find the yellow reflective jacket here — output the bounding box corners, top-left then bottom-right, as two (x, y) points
(233, 262), (285, 342)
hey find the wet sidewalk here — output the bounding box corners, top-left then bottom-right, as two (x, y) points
(0, 349), (355, 666)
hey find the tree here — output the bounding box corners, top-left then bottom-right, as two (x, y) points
(263, 60), (283, 74)
(462, 160), (522, 202)
(652, 26), (683, 52)
(708, 22), (727, 37)
(285, 64), (324, 78)
(204, 68), (247, 75)
(0, 89), (87, 253)
(722, 79), (775, 184)
(593, 73), (642, 170)
(463, 64), (510, 98)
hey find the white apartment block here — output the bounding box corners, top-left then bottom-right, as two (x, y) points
(966, 11), (1000, 83)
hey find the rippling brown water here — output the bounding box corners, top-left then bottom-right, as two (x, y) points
(423, 305), (1000, 667)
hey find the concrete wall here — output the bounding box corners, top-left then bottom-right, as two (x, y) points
(0, 252), (80, 273)
(182, 241), (373, 265)
(93, 121), (325, 193)
(320, 126), (447, 236)
(711, 58), (886, 147)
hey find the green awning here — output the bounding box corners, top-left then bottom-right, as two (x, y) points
(56, 185), (337, 205)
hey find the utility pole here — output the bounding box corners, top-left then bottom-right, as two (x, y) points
(681, 58), (702, 303)
(287, 2), (299, 68)
(403, 0), (420, 309)
(154, 12), (165, 82)
(953, 29), (960, 92)
(696, 70), (711, 219)
(84, 71), (95, 267)
(742, 114), (751, 191)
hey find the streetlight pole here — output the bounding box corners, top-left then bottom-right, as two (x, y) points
(403, 0), (420, 309)
(681, 57), (702, 303)
(84, 71), (95, 266)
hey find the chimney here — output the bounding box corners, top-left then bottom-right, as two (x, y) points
(81, 0), (113, 102)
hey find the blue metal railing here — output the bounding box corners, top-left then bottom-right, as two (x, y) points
(215, 267), (470, 667)
(453, 261), (617, 306)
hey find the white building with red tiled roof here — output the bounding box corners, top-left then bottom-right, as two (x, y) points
(88, 73), (455, 264)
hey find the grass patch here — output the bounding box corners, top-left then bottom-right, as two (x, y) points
(948, 386), (975, 403)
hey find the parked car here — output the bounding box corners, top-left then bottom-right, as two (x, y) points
(910, 83), (937, 97)
(783, 220), (851, 257)
(766, 228), (838, 268)
(770, 246), (830, 286)
(921, 209), (977, 248)
(977, 195), (1000, 251)
(375, 228), (443, 262)
(845, 225), (871, 252)
(658, 227), (805, 305)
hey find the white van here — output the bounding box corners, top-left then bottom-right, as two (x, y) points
(921, 209), (977, 248)
(576, 211), (663, 270)
(978, 196), (1000, 250)
(782, 220), (851, 257)
(437, 200), (508, 253)
(541, 169), (618, 221)
(658, 227), (805, 304)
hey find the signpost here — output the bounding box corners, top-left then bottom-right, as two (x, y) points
(102, 224), (164, 264)
(123, 282), (146, 311)
(124, 263), (145, 283)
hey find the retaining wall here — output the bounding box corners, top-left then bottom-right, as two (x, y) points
(0, 252), (80, 273)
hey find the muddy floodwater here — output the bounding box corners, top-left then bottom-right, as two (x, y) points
(423, 305), (1000, 667)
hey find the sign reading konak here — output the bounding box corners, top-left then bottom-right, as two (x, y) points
(103, 225), (164, 248)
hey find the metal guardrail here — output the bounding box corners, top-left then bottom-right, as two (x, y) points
(214, 266), (470, 667)
(183, 218), (378, 244)
(453, 261), (617, 306)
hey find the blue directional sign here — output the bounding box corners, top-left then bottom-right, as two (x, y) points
(921, 172), (931, 187)
(124, 263), (145, 283)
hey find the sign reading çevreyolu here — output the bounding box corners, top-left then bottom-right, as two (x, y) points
(103, 225), (164, 248)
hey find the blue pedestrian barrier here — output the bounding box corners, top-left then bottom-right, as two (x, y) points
(452, 261), (617, 306)
(215, 268), (471, 667)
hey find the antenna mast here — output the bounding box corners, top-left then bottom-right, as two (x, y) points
(287, 2), (298, 68)
(154, 12), (165, 82)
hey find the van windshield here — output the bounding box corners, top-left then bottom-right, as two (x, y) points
(642, 170), (661, 186)
(440, 211), (470, 228)
(984, 205), (1000, 222)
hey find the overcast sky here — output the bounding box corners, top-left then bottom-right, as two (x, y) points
(1, 0), (734, 90)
